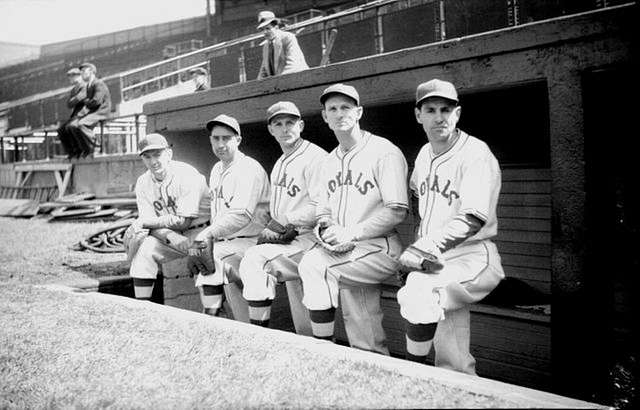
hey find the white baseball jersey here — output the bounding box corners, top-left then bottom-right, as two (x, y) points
(318, 131), (409, 227)
(410, 130), (501, 242)
(135, 160), (210, 226)
(209, 151), (270, 237)
(270, 139), (327, 229)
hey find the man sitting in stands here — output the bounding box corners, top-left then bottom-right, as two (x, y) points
(189, 67), (210, 92)
(57, 67), (86, 159)
(63, 62), (112, 157)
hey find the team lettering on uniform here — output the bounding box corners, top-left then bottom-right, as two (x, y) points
(418, 173), (460, 206)
(211, 186), (233, 208)
(275, 172), (301, 197)
(327, 169), (375, 195)
(153, 195), (177, 215)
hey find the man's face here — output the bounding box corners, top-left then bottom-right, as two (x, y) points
(268, 114), (303, 149)
(209, 125), (241, 163)
(415, 97), (461, 143)
(192, 73), (205, 87)
(80, 67), (93, 81)
(260, 24), (278, 40)
(68, 74), (82, 85)
(321, 95), (362, 133)
(141, 148), (172, 180)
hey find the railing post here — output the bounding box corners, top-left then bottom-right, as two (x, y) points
(436, 0), (446, 41)
(100, 120), (105, 154)
(20, 136), (26, 162)
(119, 75), (125, 102)
(0, 137), (4, 164)
(44, 131), (50, 160)
(134, 114), (140, 154)
(507, 0), (520, 26)
(375, 6), (384, 54)
(238, 47), (247, 83)
(13, 137), (18, 163)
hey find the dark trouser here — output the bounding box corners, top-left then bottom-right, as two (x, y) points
(57, 120), (82, 158)
(65, 113), (106, 156)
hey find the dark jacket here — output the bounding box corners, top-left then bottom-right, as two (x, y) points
(67, 83), (86, 118)
(82, 77), (112, 117)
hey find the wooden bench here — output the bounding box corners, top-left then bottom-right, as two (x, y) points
(336, 168), (552, 389)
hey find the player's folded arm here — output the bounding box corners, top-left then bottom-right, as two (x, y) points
(350, 205), (407, 242)
(195, 210), (251, 241)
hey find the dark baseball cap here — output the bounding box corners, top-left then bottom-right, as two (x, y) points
(206, 114), (241, 135)
(415, 79), (458, 107)
(138, 133), (170, 155)
(320, 83), (360, 106)
(266, 101), (301, 122)
(79, 62), (97, 73)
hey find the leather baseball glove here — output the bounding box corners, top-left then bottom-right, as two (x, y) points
(187, 238), (216, 277)
(257, 219), (299, 245)
(398, 237), (444, 274)
(313, 222), (355, 254)
(123, 224), (149, 263)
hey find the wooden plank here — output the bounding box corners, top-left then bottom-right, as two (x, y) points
(499, 217), (550, 232)
(503, 265), (550, 283)
(13, 163), (73, 172)
(501, 181), (550, 194)
(497, 205), (550, 219)
(494, 241), (550, 257)
(496, 229), (551, 244)
(498, 193), (550, 206)
(475, 357), (551, 390)
(39, 198), (137, 209)
(0, 198), (39, 216)
(501, 168), (551, 181)
(500, 253), (551, 270)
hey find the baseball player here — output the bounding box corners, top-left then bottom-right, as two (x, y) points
(192, 114), (271, 319)
(297, 84), (409, 354)
(239, 101), (327, 334)
(396, 79), (504, 374)
(126, 133), (210, 300)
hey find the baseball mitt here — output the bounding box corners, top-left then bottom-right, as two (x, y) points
(123, 224), (149, 263)
(313, 223), (355, 254)
(398, 237), (444, 273)
(257, 219), (299, 245)
(187, 238), (215, 277)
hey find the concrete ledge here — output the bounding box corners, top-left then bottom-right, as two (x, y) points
(43, 283), (606, 409)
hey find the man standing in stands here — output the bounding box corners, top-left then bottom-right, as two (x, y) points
(256, 11), (308, 80)
(57, 67), (86, 159)
(64, 62), (111, 157)
(189, 67), (210, 92)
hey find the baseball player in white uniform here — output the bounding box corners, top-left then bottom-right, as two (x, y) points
(298, 84), (409, 354)
(127, 133), (210, 300)
(239, 101), (327, 334)
(192, 114), (270, 319)
(396, 79), (504, 374)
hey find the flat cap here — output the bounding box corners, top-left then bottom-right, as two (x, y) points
(320, 83), (360, 106)
(206, 114), (241, 135)
(138, 133), (170, 155)
(79, 62), (97, 73)
(415, 79), (458, 106)
(266, 101), (301, 122)
(66, 68), (81, 76)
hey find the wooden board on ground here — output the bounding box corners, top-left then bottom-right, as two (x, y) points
(0, 199), (40, 216)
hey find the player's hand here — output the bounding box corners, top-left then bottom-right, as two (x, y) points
(167, 232), (191, 254)
(130, 218), (144, 233)
(321, 225), (354, 245)
(261, 228), (281, 241)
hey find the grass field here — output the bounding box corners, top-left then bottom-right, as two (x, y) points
(0, 216), (601, 408)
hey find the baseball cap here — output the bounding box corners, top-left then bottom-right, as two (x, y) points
(79, 62), (97, 73)
(320, 83), (360, 106)
(138, 133), (170, 155)
(257, 11), (279, 30)
(415, 79), (458, 107)
(66, 68), (81, 76)
(206, 114), (241, 135)
(189, 67), (208, 76)
(266, 101), (301, 122)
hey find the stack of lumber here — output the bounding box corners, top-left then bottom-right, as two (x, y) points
(38, 192), (137, 222)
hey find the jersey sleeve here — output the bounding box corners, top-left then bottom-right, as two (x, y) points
(175, 171), (208, 218)
(376, 149), (409, 209)
(227, 161), (270, 218)
(458, 150), (501, 222)
(135, 176), (157, 219)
